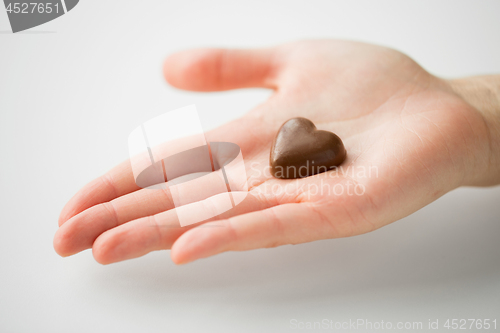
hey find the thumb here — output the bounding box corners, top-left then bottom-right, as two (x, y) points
(163, 47), (280, 91)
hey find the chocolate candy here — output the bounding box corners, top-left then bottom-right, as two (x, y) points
(270, 117), (347, 179)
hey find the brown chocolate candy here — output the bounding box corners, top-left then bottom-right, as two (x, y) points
(270, 117), (346, 179)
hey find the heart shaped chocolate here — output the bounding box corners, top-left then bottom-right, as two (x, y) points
(270, 117), (346, 179)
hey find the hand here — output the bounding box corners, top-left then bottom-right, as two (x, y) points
(53, 40), (498, 264)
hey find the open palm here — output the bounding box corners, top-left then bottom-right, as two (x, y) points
(54, 40), (489, 264)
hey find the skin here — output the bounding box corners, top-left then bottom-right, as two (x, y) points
(53, 40), (500, 265)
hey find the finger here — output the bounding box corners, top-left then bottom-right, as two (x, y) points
(54, 163), (248, 257)
(58, 133), (215, 227)
(58, 160), (140, 226)
(53, 186), (174, 257)
(170, 203), (336, 264)
(163, 48), (280, 91)
(91, 192), (275, 264)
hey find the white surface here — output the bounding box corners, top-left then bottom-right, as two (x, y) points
(1, 1), (499, 332)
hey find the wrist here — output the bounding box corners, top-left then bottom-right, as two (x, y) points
(448, 75), (500, 186)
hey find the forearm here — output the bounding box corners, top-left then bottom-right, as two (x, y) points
(448, 75), (500, 186)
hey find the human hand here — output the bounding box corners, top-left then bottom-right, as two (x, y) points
(54, 40), (499, 264)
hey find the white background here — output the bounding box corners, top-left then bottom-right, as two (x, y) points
(1, 1), (499, 332)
